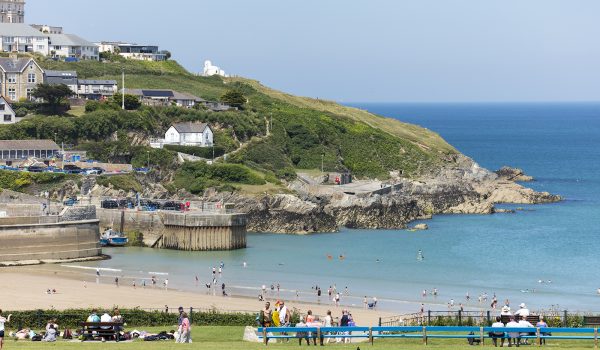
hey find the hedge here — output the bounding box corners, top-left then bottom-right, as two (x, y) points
(3, 308), (258, 329)
(164, 144), (225, 159)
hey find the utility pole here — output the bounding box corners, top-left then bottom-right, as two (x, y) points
(321, 154), (324, 173)
(146, 151), (150, 169)
(121, 68), (125, 110)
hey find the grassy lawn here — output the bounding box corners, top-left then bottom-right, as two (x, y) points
(3, 326), (598, 349)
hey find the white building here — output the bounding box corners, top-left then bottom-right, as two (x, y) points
(77, 79), (117, 100)
(203, 60), (227, 77)
(0, 23), (48, 55)
(48, 33), (99, 60)
(30, 24), (63, 34)
(0, 96), (17, 124)
(44, 70), (78, 93)
(150, 122), (213, 149)
(0, 0), (25, 23)
(95, 41), (167, 61)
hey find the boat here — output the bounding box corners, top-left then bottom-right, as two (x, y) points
(100, 229), (128, 247)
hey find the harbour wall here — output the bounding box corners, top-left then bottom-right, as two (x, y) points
(96, 209), (247, 251)
(0, 206), (101, 263)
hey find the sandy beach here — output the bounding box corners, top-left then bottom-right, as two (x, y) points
(0, 268), (396, 326)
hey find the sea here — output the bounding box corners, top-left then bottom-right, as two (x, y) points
(70, 102), (600, 314)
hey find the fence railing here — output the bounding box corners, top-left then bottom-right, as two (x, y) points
(380, 310), (599, 328)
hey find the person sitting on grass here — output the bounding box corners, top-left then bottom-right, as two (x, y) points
(42, 325), (57, 342)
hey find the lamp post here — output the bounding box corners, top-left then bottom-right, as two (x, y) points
(121, 68), (125, 110)
(146, 150), (150, 170)
(321, 154), (324, 173)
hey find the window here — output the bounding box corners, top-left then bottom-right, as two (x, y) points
(7, 74), (16, 83)
(8, 88), (16, 100)
(26, 88), (33, 100)
(0, 103), (4, 111)
(27, 73), (35, 83)
(4, 114), (11, 122)
(36, 45), (44, 51)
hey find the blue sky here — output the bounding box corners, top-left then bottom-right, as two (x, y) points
(28, 0), (600, 102)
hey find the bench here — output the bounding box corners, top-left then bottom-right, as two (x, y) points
(80, 322), (123, 342)
(257, 325), (600, 347)
(585, 316), (600, 327)
(500, 314), (540, 325)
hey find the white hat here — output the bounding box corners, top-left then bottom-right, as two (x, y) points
(519, 303), (526, 308)
(501, 305), (510, 312)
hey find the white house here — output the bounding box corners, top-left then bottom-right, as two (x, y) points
(150, 122), (213, 149)
(0, 96), (17, 124)
(203, 60), (227, 77)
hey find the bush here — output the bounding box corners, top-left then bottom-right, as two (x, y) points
(174, 161), (265, 194)
(3, 308), (257, 328)
(96, 174), (142, 193)
(164, 144), (225, 159)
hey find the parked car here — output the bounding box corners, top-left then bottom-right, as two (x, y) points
(63, 197), (79, 206)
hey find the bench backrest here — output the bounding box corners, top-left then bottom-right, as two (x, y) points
(500, 315), (539, 324)
(584, 316), (600, 326)
(80, 322), (123, 327)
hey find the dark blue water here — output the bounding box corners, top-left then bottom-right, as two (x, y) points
(78, 103), (600, 313)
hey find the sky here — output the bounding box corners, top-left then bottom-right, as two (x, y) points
(28, 0), (600, 102)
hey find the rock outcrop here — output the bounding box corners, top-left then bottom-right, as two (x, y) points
(495, 166), (534, 182)
(208, 155), (560, 233)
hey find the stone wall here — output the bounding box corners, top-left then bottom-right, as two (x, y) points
(60, 205), (97, 222)
(96, 208), (247, 251)
(0, 217), (101, 263)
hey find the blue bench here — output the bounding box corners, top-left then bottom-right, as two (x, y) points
(257, 325), (600, 347)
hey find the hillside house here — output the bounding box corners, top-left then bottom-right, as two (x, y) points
(44, 70), (78, 93)
(122, 88), (205, 108)
(150, 122), (213, 149)
(77, 79), (117, 100)
(0, 96), (17, 124)
(0, 56), (44, 101)
(0, 139), (60, 163)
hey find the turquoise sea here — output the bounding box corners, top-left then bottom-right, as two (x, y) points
(81, 103), (600, 314)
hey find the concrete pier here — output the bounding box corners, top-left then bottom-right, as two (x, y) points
(96, 209), (247, 251)
(0, 206), (101, 264)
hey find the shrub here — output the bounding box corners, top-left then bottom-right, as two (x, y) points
(164, 144), (225, 159)
(96, 174), (142, 193)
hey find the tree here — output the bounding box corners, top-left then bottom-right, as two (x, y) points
(220, 89), (246, 108)
(32, 84), (72, 106)
(112, 94), (142, 110)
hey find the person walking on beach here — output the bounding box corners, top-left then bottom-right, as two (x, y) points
(335, 292), (340, 306)
(164, 279), (169, 291)
(0, 310), (12, 350)
(363, 296), (368, 309)
(317, 287), (322, 303)
(114, 277), (119, 287)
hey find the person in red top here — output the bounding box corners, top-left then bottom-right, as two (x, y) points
(177, 312), (191, 343)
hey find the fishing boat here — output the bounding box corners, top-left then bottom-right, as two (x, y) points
(100, 229), (128, 247)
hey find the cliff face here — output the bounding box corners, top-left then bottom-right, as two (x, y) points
(209, 156), (560, 233)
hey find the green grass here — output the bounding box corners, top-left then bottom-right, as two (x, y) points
(3, 326), (597, 349)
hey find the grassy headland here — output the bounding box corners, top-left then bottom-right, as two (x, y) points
(0, 56), (460, 195)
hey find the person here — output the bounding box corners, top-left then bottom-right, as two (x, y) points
(112, 308), (123, 340)
(87, 309), (100, 323)
(272, 302), (281, 327)
(335, 292), (340, 306)
(338, 309), (349, 343)
(517, 315), (534, 345)
(324, 310), (333, 343)
(100, 311), (112, 334)
(536, 315), (549, 345)
(164, 279), (169, 290)
(279, 301), (289, 327)
(501, 305), (512, 316)
(114, 276), (119, 287)
(295, 316), (310, 346)
(506, 316), (521, 347)
(0, 310), (12, 350)
(42, 325), (57, 342)
(306, 310), (315, 323)
(177, 312), (191, 343)
(363, 296), (368, 309)
(489, 316), (506, 347)
(514, 303), (530, 317)
(45, 319), (58, 333)
(260, 302), (272, 327)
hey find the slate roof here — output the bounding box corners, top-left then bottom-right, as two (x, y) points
(44, 70), (77, 78)
(78, 79), (117, 85)
(172, 122), (209, 133)
(0, 139), (60, 151)
(0, 57), (37, 73)
(48, 33), (96, 47)
(0, 23), (46, 37)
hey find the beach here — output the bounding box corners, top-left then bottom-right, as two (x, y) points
(0, 268), (395, 326)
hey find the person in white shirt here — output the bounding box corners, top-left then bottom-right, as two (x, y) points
(100, 312), (112, 330)
(0, 310), (13, 350)
(514, 303), (530, 317)
(324, 310), (333, 343)
(517, 315), (534, 345)
(506, 316), (521, 347)
(488, 316), (506, 347)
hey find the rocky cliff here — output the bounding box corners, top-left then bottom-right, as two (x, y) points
(206, 156), (560, 233)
